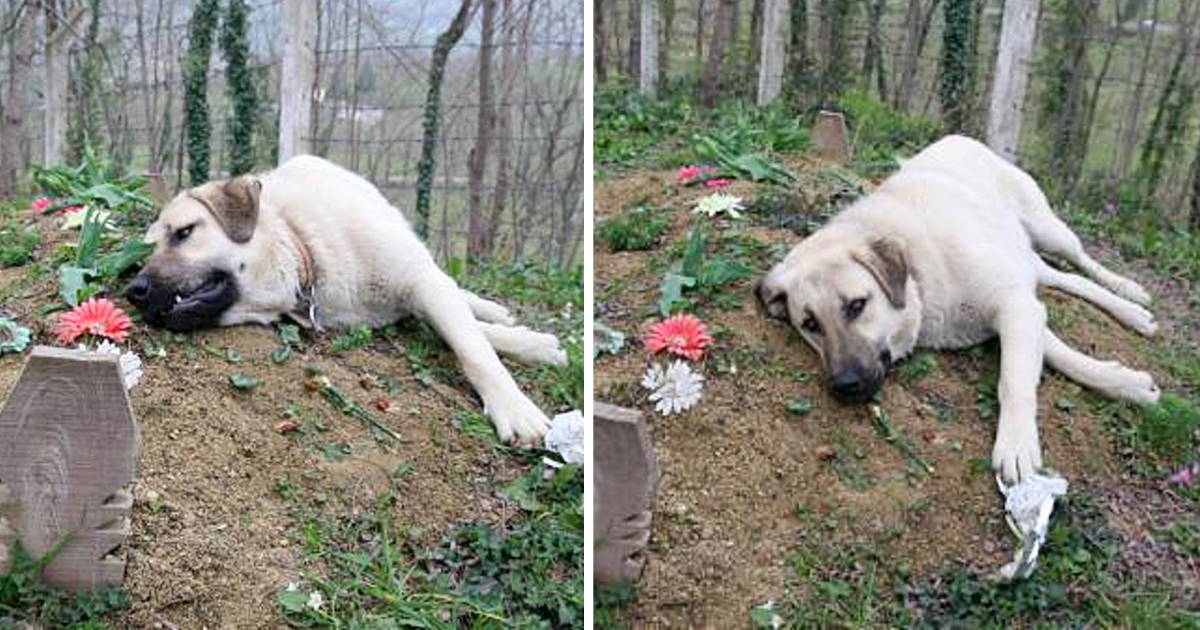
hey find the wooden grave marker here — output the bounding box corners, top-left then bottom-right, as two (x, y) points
(594, 401), (659, 584)
(0, 346), (140, 591)
(812, 110), (853, 163)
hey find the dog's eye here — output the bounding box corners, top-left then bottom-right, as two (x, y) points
(173, 224), (195, 243)
(845, 297), (868, 320)
(801, 315), (821, 334)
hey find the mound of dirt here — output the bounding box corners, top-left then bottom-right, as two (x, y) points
(0, 213), (556, 627)
(594, 164), (1198, 627)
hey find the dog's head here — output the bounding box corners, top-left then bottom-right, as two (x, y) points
(125, 176), (261, 331)
(758, 232), (919, 402)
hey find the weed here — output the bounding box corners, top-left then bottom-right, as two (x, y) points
(228, 373), (260, 391)
(330, 324), (372, 353)
(0, 225), (40, 268)
(594, 581), (637, 629)
(598, 205), (670, 252)
(0, 541), (129, 628)
(897, 353), (938, 385)
(1134, 395), (1200, 471)
(837, 89), (941, 177)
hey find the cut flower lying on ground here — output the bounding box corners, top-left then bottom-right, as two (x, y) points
(645, 313), (713, 361)
(692, 192), (745, 219)
(643, 360), (704, 415)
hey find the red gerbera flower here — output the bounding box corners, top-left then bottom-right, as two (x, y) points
(645, 314), (713, 361)
(30, 197), (51, 216)
(704, 178), (732, 190)
(678, 165), (702, 183)
(55, 298), (134, 345)
(55, 204), (85, 216)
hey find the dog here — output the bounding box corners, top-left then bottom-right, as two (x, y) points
(758, 135), (1161, 483)
(125, 155), (568, 446)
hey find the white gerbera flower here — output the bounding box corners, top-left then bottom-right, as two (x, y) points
(692, 193), (745, 219)
(285, 581), (300, 592)
(83, 340), (144, 390)
(307, 590), (324, 610)
(643, 360), (704, 415)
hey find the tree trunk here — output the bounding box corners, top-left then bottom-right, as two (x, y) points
(627, 0), (641, 81)
(1115, 0), (1160, 178)
(862, 0), (887, 100)
(468, 0), (498, 261)
(1, 0), (36, 195)
(939, 0), (976, 132)
(415, 0), (476, 239)
(894, 0), (942, 111)
(695, 0), (707, 63)
(748, 0), (765, 79)
(785, 0), (813, 109)
(659, 0), (675, 90)
(817, 0), (857, 106)
(1189, 135), (1200, 231)
(595, 0), (608, 84)
(486, 0), (516, 259)
(700, 0), (738, 107)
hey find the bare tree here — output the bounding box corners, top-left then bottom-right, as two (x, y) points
(595, 0), (608, 83)
(893, 0), (942, 111)
(1, 0), (37, 195)
(415, 0), (477, 239)
(700, 0), (738, 107)
(467, 0), (499, 260)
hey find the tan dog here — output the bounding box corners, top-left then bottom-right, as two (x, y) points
(126, 155), (567, 445)
(759, 135), (1160, 483)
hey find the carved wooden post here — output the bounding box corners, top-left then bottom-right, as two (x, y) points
(0, 347), (140, 591)
(594, 402), (658, 583)
(279, 0), (319, 159)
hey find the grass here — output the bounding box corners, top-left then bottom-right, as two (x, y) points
(276, 462), (582, 628)
(0, 542), (129, 628)
(598, 204), (670, 252)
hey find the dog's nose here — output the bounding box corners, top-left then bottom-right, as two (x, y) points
(830, 369), (863, 400)
(125, 273), (152, 307)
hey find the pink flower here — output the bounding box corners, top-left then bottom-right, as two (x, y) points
(678, 164), (718, 185)
(30, 197), (51, 215)
(55, 298), (134, 345)
(55, 205), (85, 216)
(1169, 462), (1198, 487)
(704, 178), (732, 190)
(645, 314), (713, 361)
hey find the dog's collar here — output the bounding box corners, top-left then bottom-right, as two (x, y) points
(281, 220), (321, 330)
(282, 221), (314, 292)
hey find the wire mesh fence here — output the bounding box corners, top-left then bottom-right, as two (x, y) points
(2, 0), (583, 267)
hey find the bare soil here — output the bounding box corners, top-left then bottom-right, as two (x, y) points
(0, 214), (542, 628)
(594, 164), (1200, 627)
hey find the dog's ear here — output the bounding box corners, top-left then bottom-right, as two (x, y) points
(854, 237), (908, 309)
(195, 176), (262, 244)
(757, 264), (790, 320)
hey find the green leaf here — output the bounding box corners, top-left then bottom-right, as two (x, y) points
(59, 265), (95, 307)
(680, 222), (707, 278)
(95, 240), (154, 281)
(658, 273), (696, 316)
(270, 346), (292, 364)
(786, 398), (813, 417)
(229, 373), (260, 391)
(277, 588), (308, 613)
(699, 258), (753, 287)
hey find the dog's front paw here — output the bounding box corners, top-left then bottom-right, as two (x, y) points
(485, 391), (551, 448)
(992, 423), (1043, 485)
(1115, 368), (1161, 405)
(523, 330), (569, 366)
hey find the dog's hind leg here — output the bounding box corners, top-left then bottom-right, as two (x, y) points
(462, 290), (516, 325)
(1036, 260), (1157, 336)
(1044, 329), (1160, 404)
(479, 322), (568, 366)
(1009, 167), (1152, 306)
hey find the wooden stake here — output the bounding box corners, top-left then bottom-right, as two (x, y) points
(594, 402), (658, 584)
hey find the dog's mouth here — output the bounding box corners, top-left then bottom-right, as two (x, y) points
(128, 269), (238, 331)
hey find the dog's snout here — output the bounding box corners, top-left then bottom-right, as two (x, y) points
(830, 369), (864, 400)
(125, 273), (152, 307)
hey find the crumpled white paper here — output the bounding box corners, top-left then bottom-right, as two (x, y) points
(544, 410), (584, 465)
(995, 471), (1068, 581)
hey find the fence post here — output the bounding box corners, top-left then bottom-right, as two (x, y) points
(639, 0), (659, 96)
(757, 0), (788, 106)
(279, 0), (318, 160)
(43, 7), (86, 166)
(986, 0), (1040, 162)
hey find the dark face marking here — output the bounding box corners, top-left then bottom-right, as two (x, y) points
(125, 268), (239, 331)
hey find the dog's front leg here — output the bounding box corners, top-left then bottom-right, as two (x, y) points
(992, 292), (1047, 484)
(410, 272), (551, 446)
